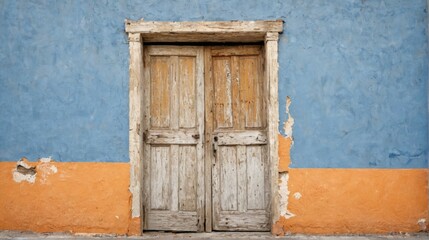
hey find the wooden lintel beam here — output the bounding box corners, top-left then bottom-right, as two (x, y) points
(125, 20), (283, 34)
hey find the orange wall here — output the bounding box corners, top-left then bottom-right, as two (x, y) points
(274, 168), (429, 235)
(1, 149), (428, 235)
(0, 161), (134, 234)
(275, 134), (429, 235)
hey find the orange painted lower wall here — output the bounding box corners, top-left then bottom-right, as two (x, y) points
(274, 168), (429, 235)
(1, 160), (428, 235)
(0, 161), (135, 234)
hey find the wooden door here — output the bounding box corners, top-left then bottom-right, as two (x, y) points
(143, 46), (204, 232)
(205, 46), (270, 231)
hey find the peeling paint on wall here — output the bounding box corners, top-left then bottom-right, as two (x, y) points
(37, 157), (58, 184)
(277, 96), (296, 232)
(283, 96), (294, 139)
(417, 218), (427, 231)
(12, 158), (36, 184)
(279, 172), (295, 219)
(293, 192), (302, 200)
(12, 157), (57, 184)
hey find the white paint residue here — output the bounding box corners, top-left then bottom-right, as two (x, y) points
(37, 160), (58, 184)
(417, 218), (427, 231)
(130, 164), (141, 218)
(39, 156), (53, 163)
(279, 172), (295, 219)
(293, 192), (302, 200)
(50, 165), (58, 173)
(12, 170), (36, 183)
(284, 96), (294, 139)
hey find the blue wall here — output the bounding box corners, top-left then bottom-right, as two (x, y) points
(0, 0), (427, 168)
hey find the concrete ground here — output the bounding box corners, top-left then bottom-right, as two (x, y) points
(0, 231), (429, 240)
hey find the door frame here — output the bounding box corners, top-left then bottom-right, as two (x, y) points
(125, 20), (283, 234)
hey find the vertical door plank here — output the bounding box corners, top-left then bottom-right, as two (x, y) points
(150, 146), (170, 210)
(143, 49), (151, 228)
(212, 145), (221, 229)
(236, 145), (247, 212)
(239, 56), (262, 128)
(212, 57), (233, 128)
(258, 53), (266, 128)
(231, 56), (242, 130)
(204, 48), (214, 232)
(170, 145), (179, 212)
(179, 146), (197, 211)
(179, 56), (196, 129)
(150, 56), (171, 128)
(170, 56), (179, 212)
(195, 48), (205, 232)
(262, 145), (270, 211)
(246, 146), (265, 210)
(220, 146), (238, 211)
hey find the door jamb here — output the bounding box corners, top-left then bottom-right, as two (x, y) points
(125, 20), (283, 234)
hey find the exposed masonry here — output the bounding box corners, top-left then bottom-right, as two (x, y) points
(12, 157), (57, 184)
(279, 96), (296, 219)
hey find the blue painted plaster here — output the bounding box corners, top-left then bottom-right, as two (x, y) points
(0, 0), (427, 167)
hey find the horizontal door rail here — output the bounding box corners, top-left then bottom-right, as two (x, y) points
(145, 130), (200, 145)
(213, 130), (267, 146)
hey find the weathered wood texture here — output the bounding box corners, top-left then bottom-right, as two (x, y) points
(207, 46), (270, 231)
(265, 32), (280, 230)
(204, 48), (214, 232)
(126, 20), (283, 33)
(143, 46), (204, 232)
(125, 20), (283, 43)
(128, 33), (144, 222)
(214, 131), (267, 146)
(145, 130), (200, 145)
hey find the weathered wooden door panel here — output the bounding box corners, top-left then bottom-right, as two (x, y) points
(143, 46), (204, 232)
(206, 46), (270, 231)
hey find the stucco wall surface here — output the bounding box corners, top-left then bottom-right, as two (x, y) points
(0, 2), (427, 166)
(274, 168), (429, 234)
(0, 162), (131, 234)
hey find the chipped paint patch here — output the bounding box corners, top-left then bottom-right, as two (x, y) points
(279, 172), (295, 219)
(293, 192), (302, 200)
(417, 218), (427, 231)
(283, 96), (294, 139)
(278, 96), (296, 224)
(36, 157), (58, 184)
(12, 158), (36, 183)
(12, 157), (58, 184)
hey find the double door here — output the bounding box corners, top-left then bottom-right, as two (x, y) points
(142, 45), (269, 232)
